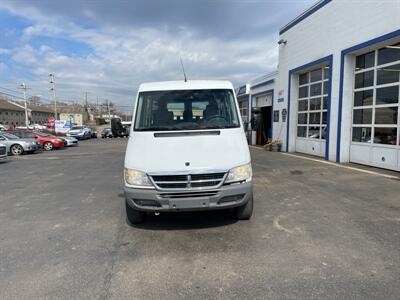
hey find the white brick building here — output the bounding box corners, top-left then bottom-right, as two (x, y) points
(264, 0), (400, 171)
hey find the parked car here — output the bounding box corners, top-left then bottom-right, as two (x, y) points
(61, 136), (79, 147)
(0, 132), (41, 155)
(0, 124), (6, 131)
(101, 128), (113, 138)
(31, 124), (47, 130)
(6, 130), (65, 151)
(121, 122), (131, 137)
(0, 143), (7, 161)
(67, 126), (91, 140)
(123, 80), (253, 224)
(89, 127), (98, 138)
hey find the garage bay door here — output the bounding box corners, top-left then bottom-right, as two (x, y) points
(295, 66), (330, 157)
(350, 44), (400, 171)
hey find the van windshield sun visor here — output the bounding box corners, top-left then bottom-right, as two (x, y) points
(154, 131), (221, 138)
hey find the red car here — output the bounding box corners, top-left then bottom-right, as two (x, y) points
(6, 130), (65, 151)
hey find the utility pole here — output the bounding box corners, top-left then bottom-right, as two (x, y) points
(49, 74), (57, 119)
(96, 96), (99, 116)
(107, 99), (111, 124)
(19, 82), (29, 127)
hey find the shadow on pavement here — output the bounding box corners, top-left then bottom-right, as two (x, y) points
(130, 209), (238, 231)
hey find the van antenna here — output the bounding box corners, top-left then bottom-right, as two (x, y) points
(180, 57), (187, 82)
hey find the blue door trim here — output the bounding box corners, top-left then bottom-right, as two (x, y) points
(336, 28), (400, 162)
(286, 55), (333, 161)
(251, 89), (274, 140)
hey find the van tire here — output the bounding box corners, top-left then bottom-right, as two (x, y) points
(235, 195), (253, 220)
(126, 200), (146, 225)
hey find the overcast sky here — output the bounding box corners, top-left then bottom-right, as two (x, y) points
(0, 0), (314, 109)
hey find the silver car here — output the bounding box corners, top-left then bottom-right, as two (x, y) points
(0, 132), (41, 155)
(62, 136), (79, 146)
(67, 126), (91, 140)
(0, 143), (7, 161)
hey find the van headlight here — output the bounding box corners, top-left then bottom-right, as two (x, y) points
(124, 168), (153, 187)
(225, 163), (252, 184)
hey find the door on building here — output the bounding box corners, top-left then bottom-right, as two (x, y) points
(295, 65), (330, 157)
(256, 106), (271, 145)
(349, 45), (400, 171)
(252, 93), (272, 145)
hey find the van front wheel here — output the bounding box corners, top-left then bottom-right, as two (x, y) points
(126, 200), (146, 225)
(235, 195), (253, 220)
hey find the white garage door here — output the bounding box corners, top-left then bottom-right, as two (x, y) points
(295, 66), (329, 157)
(350, 43), (400, 171)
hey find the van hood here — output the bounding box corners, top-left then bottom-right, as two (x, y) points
(124, 128), (250, 174)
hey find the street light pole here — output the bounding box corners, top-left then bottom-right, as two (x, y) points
(20, 82), (29, 127)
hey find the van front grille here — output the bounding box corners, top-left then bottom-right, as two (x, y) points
(149, 172), (227, 190)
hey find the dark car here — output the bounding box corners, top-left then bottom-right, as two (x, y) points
(89, 127), (98, 138)
(101, 128), (113, 138)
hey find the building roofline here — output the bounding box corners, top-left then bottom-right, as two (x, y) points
(249, 70), (278, 86)
(0, 100), (25, 111)
(279, 0), (332, 35)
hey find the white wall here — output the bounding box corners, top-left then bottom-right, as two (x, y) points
(276, 0), (400, 161)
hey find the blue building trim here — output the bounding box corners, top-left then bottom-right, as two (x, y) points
(286, 55), (333, 161)
(250, 89), (274, 140)
(237, 85), (247, 96)
(279, 0), (332, 35)
(251, 89), (274, 98)
(251, 79), (274, 90)
(336, 28), (400, 162)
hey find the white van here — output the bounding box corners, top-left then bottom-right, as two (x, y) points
(124, 80), (253, 224)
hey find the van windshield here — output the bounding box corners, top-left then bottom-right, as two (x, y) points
(134, 89), (240, 131)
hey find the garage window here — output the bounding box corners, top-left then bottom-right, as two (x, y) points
(238, 100), (248, 122)
(296, 66), (329, 140)
(352, 44), (400, 145)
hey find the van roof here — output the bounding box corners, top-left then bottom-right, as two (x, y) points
(138, 80), (234, 92)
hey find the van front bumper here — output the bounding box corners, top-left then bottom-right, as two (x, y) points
(124, 181), (253, 212)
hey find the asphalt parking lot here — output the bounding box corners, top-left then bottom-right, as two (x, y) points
(1, 139), (400, 299)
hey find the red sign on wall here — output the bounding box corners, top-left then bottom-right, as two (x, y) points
(48, 116), (55, 129)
